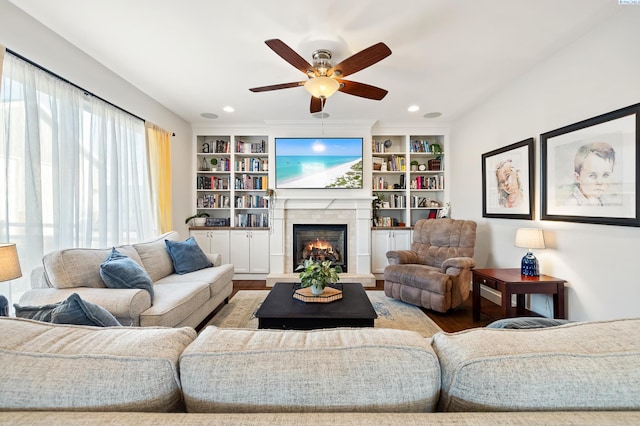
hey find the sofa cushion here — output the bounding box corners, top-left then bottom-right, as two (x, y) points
(0, 317), (197, 412)
(133, 231), (180, 282)
(100, 248), (154, 299)
(14, 293), (121, 327)
(180, 327), (441, 413)
(43, 245), (144, 289)
(139, 281), (210, 327)
(432, 318), (640, 412)
(165, 237), (213, 275)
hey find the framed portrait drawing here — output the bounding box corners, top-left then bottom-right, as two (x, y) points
(541, 103), (640, 227)
(482, 138), (534, 220)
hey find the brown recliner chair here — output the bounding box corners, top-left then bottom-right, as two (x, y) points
(384, 218), (477, 313)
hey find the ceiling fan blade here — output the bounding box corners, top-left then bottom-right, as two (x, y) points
(310, 96), (325, 113)
(329, 42), (391, 78)
(337, 80), (388, 100)
(265, 39), (313, 75)
(249, 81), (304, 92)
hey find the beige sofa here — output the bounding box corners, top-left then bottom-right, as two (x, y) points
(1, 316), (639, 424)
(17, 231), (234, 328)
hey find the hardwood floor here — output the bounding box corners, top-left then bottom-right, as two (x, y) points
(232, 280), (503, 333)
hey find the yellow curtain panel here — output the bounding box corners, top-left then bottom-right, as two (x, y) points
(145, 122), (173, 233)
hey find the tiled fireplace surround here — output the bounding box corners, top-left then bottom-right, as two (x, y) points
(266, 196), (376, 287)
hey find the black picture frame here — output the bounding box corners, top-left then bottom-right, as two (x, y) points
(482, 138), (534, 220)
(541, 103), (640, 227)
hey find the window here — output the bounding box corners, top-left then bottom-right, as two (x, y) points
(0, 51), (156, 305)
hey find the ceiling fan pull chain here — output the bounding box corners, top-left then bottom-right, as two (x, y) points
(321, 98), (325, 135)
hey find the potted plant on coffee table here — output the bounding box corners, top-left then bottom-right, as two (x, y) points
(296, 259), (342, 296)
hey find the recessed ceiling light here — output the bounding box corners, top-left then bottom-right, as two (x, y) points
(423, 112), (442, 119)
(223, 106), (234, 113)
(200, 112), (218, 119)
(312, 112), (330, 119)
(408, 105), (420, 112)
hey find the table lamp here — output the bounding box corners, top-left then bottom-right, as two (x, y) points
(0, 243), (22, 316)
(514, 228), (545, 277)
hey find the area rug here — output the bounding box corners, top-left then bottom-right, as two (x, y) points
(206, 290), (443, 337)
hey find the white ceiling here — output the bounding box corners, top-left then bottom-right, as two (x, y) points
(9, 0), (620, 126)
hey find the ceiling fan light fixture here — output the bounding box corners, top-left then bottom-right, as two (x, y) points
(304, 76), (340, 99)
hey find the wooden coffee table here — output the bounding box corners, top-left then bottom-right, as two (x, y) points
(255, 282), (378, 330)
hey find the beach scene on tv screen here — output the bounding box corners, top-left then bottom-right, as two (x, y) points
(275, 137), (363, 188)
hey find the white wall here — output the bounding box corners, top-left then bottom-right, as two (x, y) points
(0, 0), (192, 236)
(450, 9), (640, 321)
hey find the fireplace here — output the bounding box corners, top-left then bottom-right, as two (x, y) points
(292, 224), (347, 273)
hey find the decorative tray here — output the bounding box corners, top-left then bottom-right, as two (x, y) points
(293, 284), (343, 303)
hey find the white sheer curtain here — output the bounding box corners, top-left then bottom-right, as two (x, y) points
(0, 52), (157, 304)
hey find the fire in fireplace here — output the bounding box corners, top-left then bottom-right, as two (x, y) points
(293, 224), (347, 273)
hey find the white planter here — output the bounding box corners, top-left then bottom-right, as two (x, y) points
(311, 283), (324, 296)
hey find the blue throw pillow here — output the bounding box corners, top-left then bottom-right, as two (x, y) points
(100, 248), (154, 299)
(165, 237), (213, 275)
(14, 293), (121, 327)
(487, 317), (572, 329)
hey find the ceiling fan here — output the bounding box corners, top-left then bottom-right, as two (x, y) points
(249, 39), (392, 114)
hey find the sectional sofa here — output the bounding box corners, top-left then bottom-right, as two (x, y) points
(1, 316), (639, 424)
(17, 231), (234, 327)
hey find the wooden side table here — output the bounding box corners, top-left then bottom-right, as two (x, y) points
(472, 268), (566, 322)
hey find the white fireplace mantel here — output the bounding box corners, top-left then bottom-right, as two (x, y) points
(267, 195), (375, 287)
(273, 196), (374, 211)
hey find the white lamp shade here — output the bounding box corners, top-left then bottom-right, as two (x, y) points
(304, 76), (340, 99)
(0, 243), (22, 282)
(514, 228), (545, 250)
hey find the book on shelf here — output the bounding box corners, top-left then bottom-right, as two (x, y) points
(373, 140), (393, 153)
(235, 157), (268, 172)
(410, 140), (432, 153)
(387, 155), (406, 171)
(373, 216), (398, 227)
(235, 194), (268, 209)
(414, 175), (444, 190)
(198, 194), (229, 209)
(215, 140), (230, 153)
(236, 139), (266, 154)
(235, 212), (269, 227)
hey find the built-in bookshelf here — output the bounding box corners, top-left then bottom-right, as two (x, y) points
(194, 134), (269, 228)
(371, 134), (446, 227)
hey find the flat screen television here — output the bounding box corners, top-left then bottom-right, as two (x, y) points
(275, 137), (363, 189)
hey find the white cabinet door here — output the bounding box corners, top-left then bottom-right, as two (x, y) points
(229, 231), (251, 273)
(190, 229), (230, 265)
(229, 230), (270, 273)
(248, 230), (270, 274)
(394, 230), (411, 252)
(371, 229), (412, 274)
(190, 230), (210, 252)
(371, 230), (392, 274)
